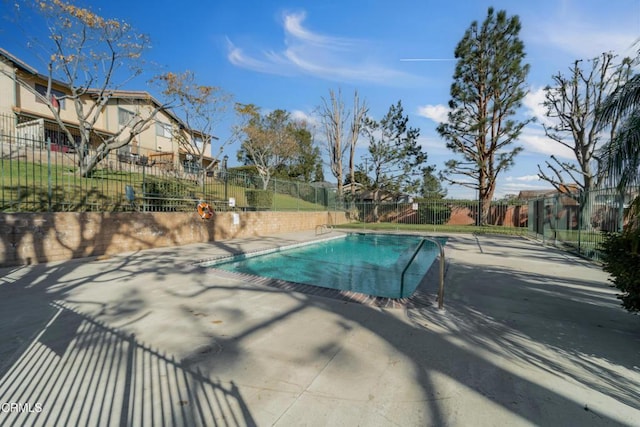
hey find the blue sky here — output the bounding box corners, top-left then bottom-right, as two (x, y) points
(1, 0), (639, 198)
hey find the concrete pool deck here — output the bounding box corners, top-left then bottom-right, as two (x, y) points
(0, 231), (638, 426)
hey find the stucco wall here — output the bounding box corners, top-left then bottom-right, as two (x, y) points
(0, 211), (348, 267)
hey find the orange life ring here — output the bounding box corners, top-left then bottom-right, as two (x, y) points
(197, 202), (214, 219)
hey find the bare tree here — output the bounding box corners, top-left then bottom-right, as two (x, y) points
(348, 91), (368, 198)
(318, 88), (368, 198)
(12, 0), (164, 177)
(156, 71), (233, 181)
(318, 89), (347, 195)
(538, 52), (632, 192)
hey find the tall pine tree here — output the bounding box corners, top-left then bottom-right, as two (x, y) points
(437, 7), (531, 225)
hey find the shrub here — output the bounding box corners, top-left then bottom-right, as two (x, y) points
(142, 179), (193, 212)
(246, 189), (273, 210)
(414, 198), (452, 225)
(600, 228), (640, 313)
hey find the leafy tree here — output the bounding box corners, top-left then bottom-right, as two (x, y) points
(437, 7), (531, 225)
(363, 100), (428, 210)
(597, 52), (640, 312)
(345, 169), (372, 187)
(598, 63), (640, 191)
(235, 104), (299, 189)
(313, 162), (325, 182)
(155, 70), (233, 181)
(10, 0), (161, 177)
(421, 167), (447, 199)
(538, 53), (632, 193)
(284, 123), (322, 182)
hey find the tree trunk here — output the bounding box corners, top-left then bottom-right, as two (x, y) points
(79, 144), (109, 177)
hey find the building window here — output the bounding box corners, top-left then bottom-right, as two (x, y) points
(118, 108), (135, 126)
(156, 122), (172, 138)
(35, 84), (66, 109)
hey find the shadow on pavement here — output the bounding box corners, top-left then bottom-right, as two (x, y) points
(0, 232), (638, 425)
(408, 258), (640, 412)
(0, 302), (255, 427)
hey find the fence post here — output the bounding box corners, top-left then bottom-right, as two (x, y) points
(578, 191), (583, 255)
(618, 189), (625, 232)
(553, 195), (558, 245)
(47, 137), (52, 211)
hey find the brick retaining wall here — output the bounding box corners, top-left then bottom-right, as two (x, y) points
(0, 211), (348, 267)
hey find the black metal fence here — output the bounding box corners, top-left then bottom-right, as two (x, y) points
(347, 200), (528, 228)
(3, 113), (636, 261)
(527, 187), (638, 260)
(0, 114), (337, 213)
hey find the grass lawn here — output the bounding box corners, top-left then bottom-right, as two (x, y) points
(1, 158), (328, 212)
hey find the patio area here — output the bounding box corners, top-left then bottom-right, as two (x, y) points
(0, 231), (638, 426)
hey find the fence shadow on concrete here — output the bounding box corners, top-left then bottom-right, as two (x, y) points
(0, 302), (256, 427)
(408, 259), (640, 413)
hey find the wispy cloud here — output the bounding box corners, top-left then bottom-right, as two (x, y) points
(523, 87), (553, 126)
(519, 126), (575, 159)
(282, 12), (355, 49)
(226, 11), (425, 86)
(527, 1), (639, 60)
(417, 135), (449, 155)
(539, 26), (637, 60)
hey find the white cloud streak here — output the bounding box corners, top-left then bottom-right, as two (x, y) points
(519, 126), (575, 160)
(283, 12), (354, 49)
(526, 1), (639, 60)
(226, 11), (425, 86)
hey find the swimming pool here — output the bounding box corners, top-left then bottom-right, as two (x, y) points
(208, 233), (446, 299)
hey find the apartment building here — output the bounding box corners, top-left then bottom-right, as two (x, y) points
(0, 47), (216, 174)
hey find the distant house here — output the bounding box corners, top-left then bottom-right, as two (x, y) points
(0, 47), (217, 173)
(516, 189), (557, 200)
(517, 183), (580, 202)
(518, 185), (583, 233)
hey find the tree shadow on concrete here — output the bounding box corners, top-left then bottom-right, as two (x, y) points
(447, 234), (602, 267)
(1, 231), (638, 425)
(161, 276), (630, 425)
(408, 259), (640, 411)
(156, 237), (638, 425)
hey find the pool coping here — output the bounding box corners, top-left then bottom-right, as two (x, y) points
(197, 232), (446, 310)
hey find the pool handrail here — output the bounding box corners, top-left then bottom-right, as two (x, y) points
(315, 224), (333, 235)
(400, 237), (446, 309)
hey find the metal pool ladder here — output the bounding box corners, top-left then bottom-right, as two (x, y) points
(400, 237), (446, 309)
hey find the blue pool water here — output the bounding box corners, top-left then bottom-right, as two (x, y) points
(209, 233), (446, 299)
